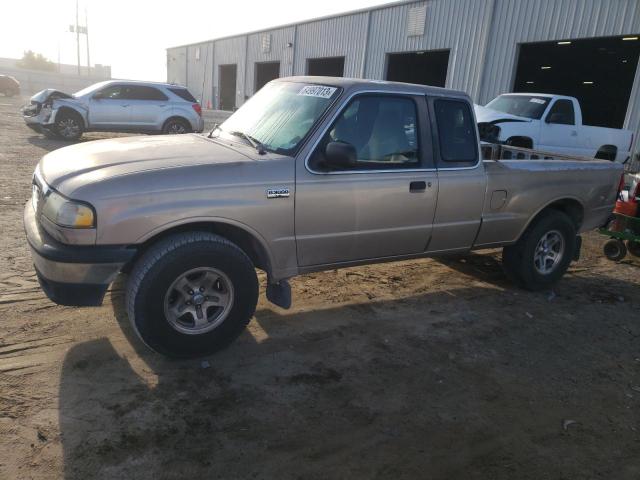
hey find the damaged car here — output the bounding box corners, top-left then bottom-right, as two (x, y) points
(475, 93), (633, 162)
(22, 80), (204, 140)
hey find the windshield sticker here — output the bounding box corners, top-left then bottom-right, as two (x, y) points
(529, 98), (546, 104)
(298, 85), (337, 98)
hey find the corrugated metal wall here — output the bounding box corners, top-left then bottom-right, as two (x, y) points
(365, 0), (495, 99)
(292, 12), (369, 77)
(478, 0), (640, 103)
(166, 46), (187, 86)
(478, 0), (640, 153)
(213, 36), (248, 109)
(186, 42), (214, 107)
(246, 26), (296, 96)
(168, 0), (640, 154)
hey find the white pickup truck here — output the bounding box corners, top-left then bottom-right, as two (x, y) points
(475, 93), (634, 163)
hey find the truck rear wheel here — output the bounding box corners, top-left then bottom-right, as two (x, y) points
(502, 211), (576, 291)
(126, 232), (259, 358)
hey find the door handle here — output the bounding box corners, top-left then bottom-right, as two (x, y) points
(571, 130), (577, 136)
(121, 104), (130, 107)
(409, 181), (427, 192)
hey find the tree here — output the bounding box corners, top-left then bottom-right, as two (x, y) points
(16, 50), (56, 72)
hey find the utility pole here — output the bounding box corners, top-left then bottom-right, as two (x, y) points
(75, 0), (80, 75)
(85, 5), (90, 75)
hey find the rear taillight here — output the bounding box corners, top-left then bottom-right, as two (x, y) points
(192, 103), (202, 116)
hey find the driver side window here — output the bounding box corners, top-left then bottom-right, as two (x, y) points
(313, 95), (420, 171)
(95, 85), (123, 100)
(546, 100), (575, 125)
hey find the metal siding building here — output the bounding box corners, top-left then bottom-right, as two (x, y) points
(168, 0), (640, 154)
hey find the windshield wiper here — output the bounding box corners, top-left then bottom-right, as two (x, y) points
(229, 131), (266, 155)
(207, 123), (220, 138)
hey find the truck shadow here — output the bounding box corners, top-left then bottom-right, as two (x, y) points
(26, 135), (76, 152)
(58, 272), (640, 479)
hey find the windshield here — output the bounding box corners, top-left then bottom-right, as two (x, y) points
(215, 82), (341, 155)
(485, 95), (551, 119)
(73, 82), (110, 98)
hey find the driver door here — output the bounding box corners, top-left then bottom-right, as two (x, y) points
(89, 84), (132, 128)
(294, 93), (438, 267)
(539, 99), (580, 155)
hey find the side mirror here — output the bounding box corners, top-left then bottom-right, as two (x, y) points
(325, 141), (357, 169)
(92, 93), (103, 100)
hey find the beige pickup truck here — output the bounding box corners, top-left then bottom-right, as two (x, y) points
(24, 77), (623, 357)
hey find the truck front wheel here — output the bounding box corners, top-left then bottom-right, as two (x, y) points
(126, 232), (259, 358)
(502, 211), (576, 291)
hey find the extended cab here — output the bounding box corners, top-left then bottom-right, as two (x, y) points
(24, 77), (623, 357)
(476, 93), (634, 162)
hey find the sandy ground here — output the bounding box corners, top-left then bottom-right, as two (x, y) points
(0, 95), (639, 480)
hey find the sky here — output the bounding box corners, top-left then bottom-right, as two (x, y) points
(0, 0), (392, 81)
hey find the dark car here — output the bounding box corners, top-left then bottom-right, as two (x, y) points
(0, 75), (20, 97)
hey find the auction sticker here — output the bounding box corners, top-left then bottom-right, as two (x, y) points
(298, 85), (337, 98)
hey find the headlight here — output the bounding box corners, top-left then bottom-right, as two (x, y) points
(41, 190), (95, 228)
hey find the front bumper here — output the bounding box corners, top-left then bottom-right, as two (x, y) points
(22, 105), (56, 133)
(23, 202), (136, 306)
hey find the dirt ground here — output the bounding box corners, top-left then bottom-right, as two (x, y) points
(0, 95), (639, 480)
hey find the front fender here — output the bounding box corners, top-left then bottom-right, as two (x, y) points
(496, 121), (538, 143)
(51, 100), (89, 127)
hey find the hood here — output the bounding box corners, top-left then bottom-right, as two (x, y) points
(39, 134), (254, 193)
(30, 89), (73, 104)
(474, 104), (532, 124)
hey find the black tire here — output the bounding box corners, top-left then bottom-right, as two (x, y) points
(603, 239), (626, 261)
(162, 118), (191, 134)
(53, 111), (84, 140)
(626, 240), (640, 258)
(126, 232), (259, 358)
(502, 210), (576, 291)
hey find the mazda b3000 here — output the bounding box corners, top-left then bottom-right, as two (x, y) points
(24, 77), (623, 357)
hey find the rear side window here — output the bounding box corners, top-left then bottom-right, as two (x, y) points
(434, 99), (477, 164)
(169, 88), (197, 103)
(124, 86), (168, 101)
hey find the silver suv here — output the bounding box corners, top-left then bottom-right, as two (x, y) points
(22, 80), (204, 140)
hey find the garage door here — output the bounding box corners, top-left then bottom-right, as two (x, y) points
(255, 62), (280, 92)
(307, 57), (345, 77)
(386, 50), (450, 87)
(513, 36), (640, 128)
(219, 64), (237, 111)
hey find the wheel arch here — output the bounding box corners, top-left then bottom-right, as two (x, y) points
(505, 136), (534, 149)
(129, 219), (274, 277)
(162, 115), (191, 130)
(516, 197), (585, 241)
(595, 144), (617, 161)
(55, 106), (86, 129)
